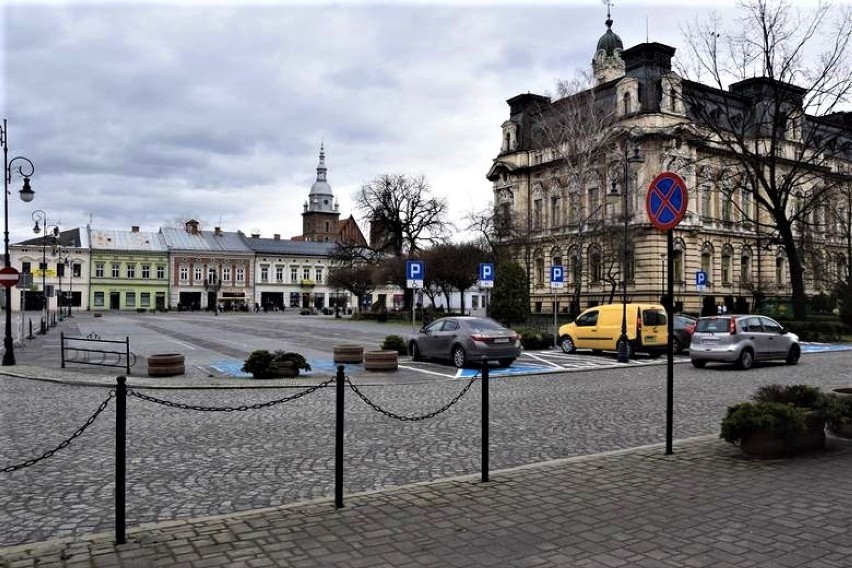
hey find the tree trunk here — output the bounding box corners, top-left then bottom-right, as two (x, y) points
(778, 223), (808, 319)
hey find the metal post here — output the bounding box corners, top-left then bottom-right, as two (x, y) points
(617, 157), (630, 363)
(125, 336), (130, 375)
(481, 358), (489, 482)
(115, 375), (127, 544)
(335, 364), (344, 508)
(666, 230), (674, 455)
(60, 332), (66, 368)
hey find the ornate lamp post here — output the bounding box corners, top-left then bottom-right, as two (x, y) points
(65, 256), (74, 318)
(32, 210), (58, 332)
(1, 119), (36, 365)
(609, 132), (644, 363)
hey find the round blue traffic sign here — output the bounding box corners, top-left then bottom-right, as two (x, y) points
(645, 171), (688, 231)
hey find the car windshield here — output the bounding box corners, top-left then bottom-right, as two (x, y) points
(695, 317), (731, 333)
(464, 318), (506, 331)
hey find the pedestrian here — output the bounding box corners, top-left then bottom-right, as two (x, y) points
(717, 302), (723, 315)
(254, 302), (260, 313)
(721, 304), (728, 315)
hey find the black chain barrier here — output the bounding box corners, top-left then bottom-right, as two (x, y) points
(126, 377), (336, 412)
(1, 390), (116, 473)
(345, 372), (480, 421)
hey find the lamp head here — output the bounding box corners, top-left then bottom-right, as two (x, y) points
(33, 220), (40, 234)
(19, 177), (35, 202)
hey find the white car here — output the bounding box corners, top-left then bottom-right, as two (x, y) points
(690, 314), (800, 370)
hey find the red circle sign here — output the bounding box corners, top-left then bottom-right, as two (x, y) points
(0, 267), (20, 288)
(646, 171), (689, 231)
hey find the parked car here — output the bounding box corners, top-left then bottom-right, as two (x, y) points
(408, 316), (522, 368)
(672, 314), (696, 354)
(689, 314), (800, 370)
(557, 303), (668, 359)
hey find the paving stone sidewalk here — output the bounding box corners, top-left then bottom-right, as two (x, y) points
(2, 436), (852, 568)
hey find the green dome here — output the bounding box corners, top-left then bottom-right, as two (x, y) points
(596, 18), (623, 56)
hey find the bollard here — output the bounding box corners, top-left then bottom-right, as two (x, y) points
(335, 365), (345, 508)
(60, 332), (65, 369)
(115, 376), (127, 544)
(28, 319), (32, 340)
(481, 358), (489, 483)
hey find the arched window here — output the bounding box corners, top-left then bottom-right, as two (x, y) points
(590, 247), (602, 283)
(623, 92), (631, 115)
(674, 238), (686, 284)
(534, 256), (544, 288)
(701, 242), (714, 285)
(740, 246), (753, 284)
(775, 249), (787, 285)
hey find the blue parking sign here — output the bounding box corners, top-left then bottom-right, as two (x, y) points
(550, 265), (564, 288)
(479, 263), (495, 289)
(696, 270), (707, 286)
(406, 260), (424, 288)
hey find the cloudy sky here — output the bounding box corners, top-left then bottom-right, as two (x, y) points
(2, 0), (752, 243)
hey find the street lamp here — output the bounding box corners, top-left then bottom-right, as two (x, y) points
(609, 132), (644, 363)
(64, 255), (74, 318)
(32, 210), (58, 332)
(1, 119), (36, 365)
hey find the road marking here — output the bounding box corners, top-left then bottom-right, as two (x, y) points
(162, 337), (197, 349)
(521, 351), (564, 368)
(397, 364), (457, 378)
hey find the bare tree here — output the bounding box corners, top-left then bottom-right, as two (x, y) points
(355, 173), (451, 256)
(677, 0), (852, 318)
(327, 264), (377, 313)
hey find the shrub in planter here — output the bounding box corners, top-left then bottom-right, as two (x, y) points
(824, 394), (852, 438)
(242, 350), (311, 379)
(516, 328), (553, 350)
(720, 400), (826, 458)
(380, 334), (408, 355)
(752, 384), (824, 409)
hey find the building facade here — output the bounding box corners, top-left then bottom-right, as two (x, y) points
(487, 13), (852, 317)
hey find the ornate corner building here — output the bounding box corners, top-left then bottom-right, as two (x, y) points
(487, 12), (852, 316)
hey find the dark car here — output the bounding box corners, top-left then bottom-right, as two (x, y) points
(408, 316), (522, 368)
(672, 314), (696, 354)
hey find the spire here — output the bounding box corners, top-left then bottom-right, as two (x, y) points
(316, 142), (327, 184)
(307, 141), (335, 212)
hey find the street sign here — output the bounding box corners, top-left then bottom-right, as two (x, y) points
(696, 270), (707, 293)
(646, 171), (689, 231)
(406, 260), (424, 289)
(0, 267), (20, 288)
(478, 262), (494, 288)
(550, 265), (565, 289)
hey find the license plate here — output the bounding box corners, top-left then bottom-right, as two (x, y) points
(646, 336), (656, 342)
(493, 337), (509, 343)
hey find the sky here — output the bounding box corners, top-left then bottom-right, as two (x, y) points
(0, 0), (775, 244)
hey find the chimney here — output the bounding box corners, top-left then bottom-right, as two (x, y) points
(214, 227), (222, 236)
(131, 226), (140, 233)
(273, 234), (280, 240)
(185, 220), (200, 235)
(251, 233), (260, 238)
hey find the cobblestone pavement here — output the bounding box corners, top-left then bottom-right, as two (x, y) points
(3, 436), (852, 567)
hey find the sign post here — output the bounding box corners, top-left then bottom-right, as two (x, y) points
(406, 260), (424, 329)
(696, 270), (707, 312)
(550, 265), (564, 349)
(646, 171), (688, 456)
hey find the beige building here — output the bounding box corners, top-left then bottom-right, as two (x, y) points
(487, 14), (852, 317)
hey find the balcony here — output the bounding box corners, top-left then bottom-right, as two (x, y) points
(301, 279), (316, 287)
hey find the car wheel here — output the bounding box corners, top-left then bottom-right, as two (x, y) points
(410, 342), (422, 361)
(786, 344), (801, 365)
(560, 335), (576, 354)
(736, 348), (754, 370)
(691, 359), (707, 368)
(498, 358), (514, 368)
(672, 336), (682, 354)
(451, 345), (467, 368)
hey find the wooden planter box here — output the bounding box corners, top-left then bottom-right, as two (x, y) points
(363, 350), (398, 372)
(333, 344), (364, 364)
(740, 412), (826, 458)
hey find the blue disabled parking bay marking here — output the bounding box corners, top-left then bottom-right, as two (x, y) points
(801, 342), (852, 354)
(210, 358), (361, 378)
(455, 360), (556, 378)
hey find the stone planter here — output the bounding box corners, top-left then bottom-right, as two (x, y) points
(333, 344), (364, 364)
(832, 388), (852, 400)
(363, 350), (398, 372)
(267, 360), (300, 378)
(148, 353), (185, 377)
(740, 412), (826, 458)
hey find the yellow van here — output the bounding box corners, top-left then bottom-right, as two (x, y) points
(557, 303), (668, 358)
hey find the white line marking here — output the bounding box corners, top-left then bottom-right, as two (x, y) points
(397, 364), (456, 378)
(520, 351), (563, 368)
(162, 338), (196, 349)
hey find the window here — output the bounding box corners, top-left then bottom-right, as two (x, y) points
(550, 196), (560, 227)
(622, 92), (630, 114)
(576, 310), (599, 327)
(111, 263), (120, 278)
(140, 293), (150, 307)
(94, 291), (104, 307)
(57, 263), (65, 278)
(21, 261), (31, 273)
(303, 267), (311, 281)
(72, 263), (81, 278)
(775, 255), (786, 284)
(315, 267), (323, 283)
(125, 292), (135, 307)
(260, 265), (269, 283)
(741, 255), (752, 283)
(702, 188), (712, 221)
(533, 199), (542, 229)
(236, 267), (245, 283)
(590, 251), (602, 283)
(701, 252), (712, 282)
(126, 264), (135, 278)
(741, 190), (751, 223)
(571, 254), (581, 285)
(157, 265), (165, 279)
(207, 267), (217, 284)
(194, 267), (203, 282)
(290, 266), (298, 283)
(179, 265), (189, 282)
(275, 266), (284, 282)
(721, 189), (733, 223)
(673, 250), (684, 284)
(721, 251), (731, 284)
(141, 264), (150, 279)
(223, 267), (231, 282)
(589, 187), (600, 218)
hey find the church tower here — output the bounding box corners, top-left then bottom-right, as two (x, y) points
(301, 143), (341, 242)
(592, 3), (626, 85)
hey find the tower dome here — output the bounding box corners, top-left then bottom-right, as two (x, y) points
(309, 143), (332, 197)
(596, 17), (623, 56)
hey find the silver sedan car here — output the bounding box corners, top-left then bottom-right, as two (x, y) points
(408, 316), (522, 368)
(690, 314), (801, 369)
